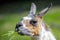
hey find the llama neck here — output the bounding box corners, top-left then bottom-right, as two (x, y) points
(31, 21), (56, 40)
(31, 23), (45, 40)
(30, 21), (45, 40)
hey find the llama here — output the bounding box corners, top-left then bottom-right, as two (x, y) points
(15, 3), (56, 40)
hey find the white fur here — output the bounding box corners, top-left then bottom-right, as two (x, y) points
(30, 21), (56, 40)
(39, 21), (56, 40)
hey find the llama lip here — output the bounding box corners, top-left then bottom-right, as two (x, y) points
(18, 32), (24, 35)
(18, 30), (33, 36)
(15, 24), (33, 36)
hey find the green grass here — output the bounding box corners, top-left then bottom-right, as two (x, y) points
(0, 7), (60, 40)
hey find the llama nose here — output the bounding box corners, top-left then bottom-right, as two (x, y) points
(15, 23), (23, 31)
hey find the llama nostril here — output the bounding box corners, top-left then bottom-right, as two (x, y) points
(15, 23), (23, 31)
(16, 23), (23, 28)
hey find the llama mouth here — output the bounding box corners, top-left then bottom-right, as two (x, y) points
(18, 30), (39, 36)
(15, 28), (33, 36)
(18, 31), (33, 36)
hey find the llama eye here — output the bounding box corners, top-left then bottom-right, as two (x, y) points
(30, 20), (37, 26)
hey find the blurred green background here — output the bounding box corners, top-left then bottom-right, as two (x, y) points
(0, 0), (60, 40)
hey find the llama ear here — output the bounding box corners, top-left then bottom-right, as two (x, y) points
(28, 3), (36, 16)
(38, 3), (52, 18)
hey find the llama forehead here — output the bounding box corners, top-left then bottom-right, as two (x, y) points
(21, 15), (42, 23)
(23, 17), (32, 20)
(21, 15), (42, 26)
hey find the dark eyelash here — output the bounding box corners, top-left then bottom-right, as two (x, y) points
(30, 20), (37, 25)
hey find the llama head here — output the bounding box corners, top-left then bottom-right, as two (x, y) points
(15, 3), (52, 36)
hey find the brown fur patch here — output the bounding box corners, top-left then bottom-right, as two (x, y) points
(24, 15), (42, 36)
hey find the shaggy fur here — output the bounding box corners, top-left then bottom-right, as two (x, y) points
(15, 3), (56, 40)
